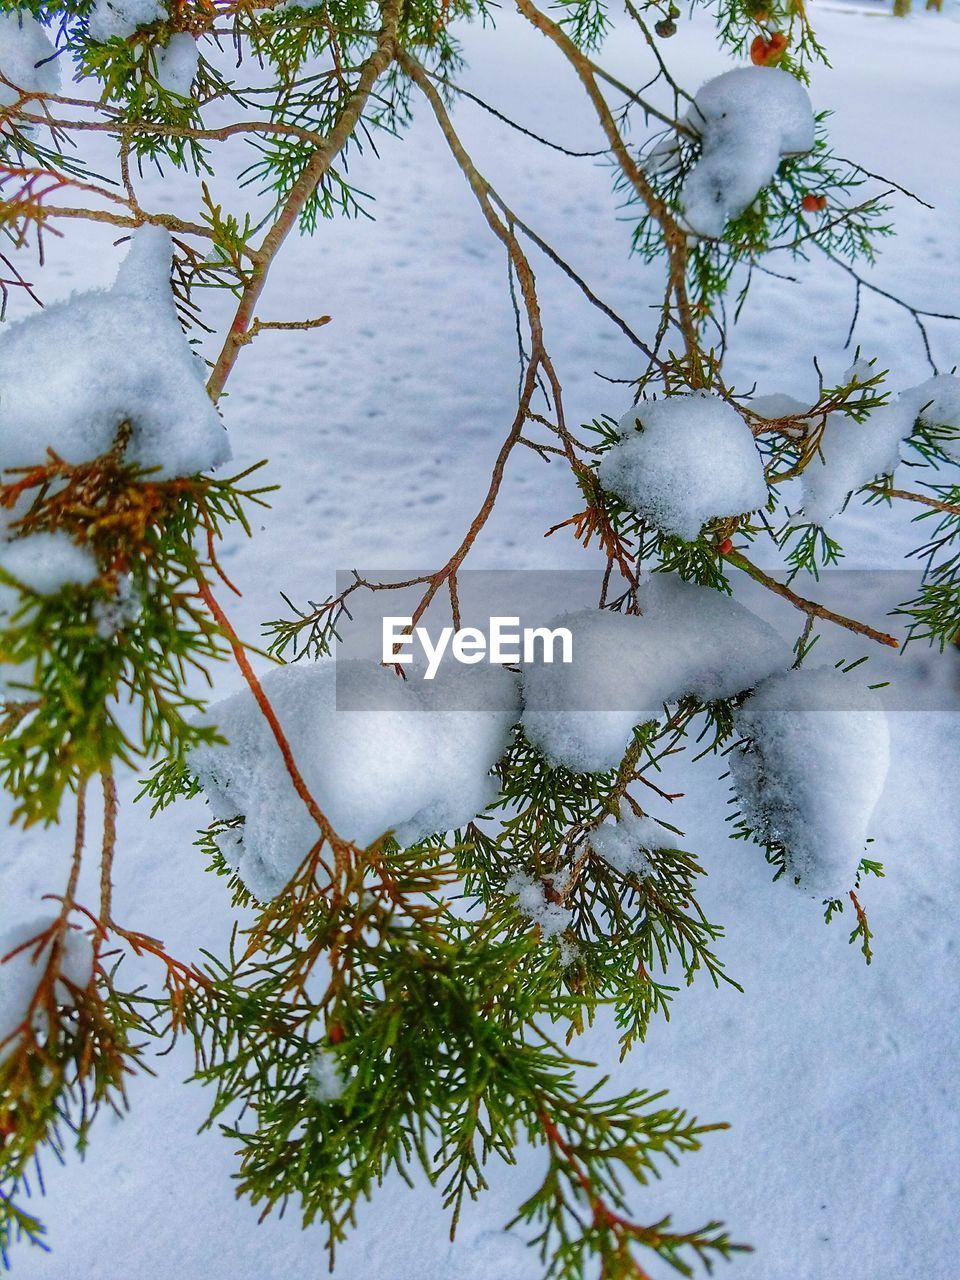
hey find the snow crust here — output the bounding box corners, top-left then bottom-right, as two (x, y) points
(88, 0), (165, 42)
(505, 871), (573, 940)
(681, 66), (815, 238)
(0, 226), (230, 478)
(0, 918), (94, 1063)
(0, 11), (60, 107)
(802, 371), (960, 524)
(521, 575), (792, 773)
(588, 805), (677, 878)
(729, 666), (890, 897)
(156, 34), (198, 96)
(191, 660), (519, 899)
(598, 393), (769, 541)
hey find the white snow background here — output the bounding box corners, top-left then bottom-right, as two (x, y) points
(4, 3), (960, 1277)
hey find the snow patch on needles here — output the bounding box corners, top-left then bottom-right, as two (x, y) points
(0, 918), (94, 1064)
(306, 1049), (345, 1104)
(802, 399), (916, 526)
(0, 531), (98, 596)
(88, 0), (165, 42)
(0, 11), (60, 107)
(155, 34), (198, 96)
(729, 667), (890, 898)
(680, 66), (815, 239)
(0, 226), (230, 478)
(905, 373), (960, 461)
(802, 371), (960, 524)
(521, 575), (792, 774)
(505, 872), (573, 941)
(191, 660), (519, 900)
(0, 532), (99, 698)
(589, 807), (677, 879)
(598, 394), (768, 541)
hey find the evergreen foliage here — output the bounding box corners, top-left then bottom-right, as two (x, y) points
(0, 0), (957, 1274)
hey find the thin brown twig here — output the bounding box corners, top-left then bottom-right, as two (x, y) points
(100, 769), (118, 928)
(196, 577), (343, 848)
(513, 0), (701, 369)
(206, 0), (401, 400)
(868, 484), (960, 517)
(726, 549), (900, 649)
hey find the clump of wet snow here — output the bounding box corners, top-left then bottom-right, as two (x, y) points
(0, 917), (94, 1063)
(0, 532), (99, 699)
(802, 400), (915, 526)
(0, 226), (230, 479)
(802, 370), (960, 524)
(0, 531), (98, 595)
(589, 805), (678, 878)
(680, 66), (815, 238)
(155, 33), (198, 96)
(505, 871), (573, 940)
(598, 394), (769, 542)
(92, 573), (141, 639)
(88, 0), (165, 42)
(729, 666), (890, 898)
(306, 1048), (345, 1103)
(0, 10), (60, 108)
(190, 659), (519, 900)
(905, 373), (960, 460)
(521, 574), (792, 774)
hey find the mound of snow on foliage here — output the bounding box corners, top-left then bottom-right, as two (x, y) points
(155, 33), (198, 96)
(598, 393), (768, 541)
(0, 532), (100, 699)
(0, 532), (98, 596)
(88, 0), (165, 42)
(680, 66), (815, 238)
(0, 226), (230, 479)
(802, 371), (960, 524)
(191, 660), (519, 900)
(729, 666), (890, 897)
(589, 805), (679, 878)
(0, 10), (60, 107)
(521, 575), (791, 773)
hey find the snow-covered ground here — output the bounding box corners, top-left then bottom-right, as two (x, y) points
(5, 3), (960, 1277)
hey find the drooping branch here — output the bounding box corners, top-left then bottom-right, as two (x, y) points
(725, 548), (901, 648)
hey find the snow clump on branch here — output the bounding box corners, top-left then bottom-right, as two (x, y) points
(729, 666), (890, 898)
(0, 10), (60, 107)
(589, 807), (678, 879)
(799, 368), (960, 525)
(505, 872), (573, 941)
(598, 393), (769, 541)
(87, 0), (165, 42)
(0, 225), (230, 479)
(521, 575), (792, 774)
(190, 660), (519, 900)
(680, 66), (816, 239)
(155, 33), (199, 96)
